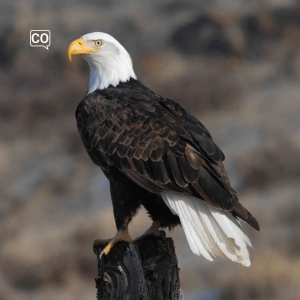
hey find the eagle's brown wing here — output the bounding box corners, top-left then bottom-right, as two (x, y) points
(76, 86), (260, 231)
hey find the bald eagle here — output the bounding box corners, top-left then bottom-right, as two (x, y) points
(68, 32), (260, 267)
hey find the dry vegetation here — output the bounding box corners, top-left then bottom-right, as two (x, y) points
(1, 1), (300, 299)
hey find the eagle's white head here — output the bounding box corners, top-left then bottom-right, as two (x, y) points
(68, 32), (137, 94)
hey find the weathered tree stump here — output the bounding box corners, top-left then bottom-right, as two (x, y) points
(94, 232), (183, 300)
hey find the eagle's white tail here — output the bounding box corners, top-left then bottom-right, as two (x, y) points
(161, 192), (252, 267)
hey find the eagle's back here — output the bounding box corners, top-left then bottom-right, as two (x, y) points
(75, 78), (259, 231)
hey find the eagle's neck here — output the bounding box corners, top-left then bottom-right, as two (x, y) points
(85, 52), (137, 94)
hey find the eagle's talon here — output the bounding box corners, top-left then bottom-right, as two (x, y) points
(99, 250), (105, 260)
(158, 230), (166, 239)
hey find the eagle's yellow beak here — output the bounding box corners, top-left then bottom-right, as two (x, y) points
(68, 38), (100, 61)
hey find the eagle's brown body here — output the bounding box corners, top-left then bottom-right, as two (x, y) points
(75, 78), (260, 232)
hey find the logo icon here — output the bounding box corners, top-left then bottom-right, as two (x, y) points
(30, 30), (51, 50)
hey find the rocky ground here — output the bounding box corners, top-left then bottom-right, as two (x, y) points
(1, 1), (300, 299)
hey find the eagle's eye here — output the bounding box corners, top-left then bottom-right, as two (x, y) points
(94, 39), (103, 47)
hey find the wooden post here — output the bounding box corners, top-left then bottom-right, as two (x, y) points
(94, 232), (184, 300)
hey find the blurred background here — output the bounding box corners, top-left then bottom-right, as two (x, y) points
(1, 0), (300, 299)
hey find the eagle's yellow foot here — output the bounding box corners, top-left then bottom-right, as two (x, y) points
(95, 226), (133, 259)
(93, 238), (111, 254)
(136, 221), (165, 241)
(145, 221), (161, 234)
